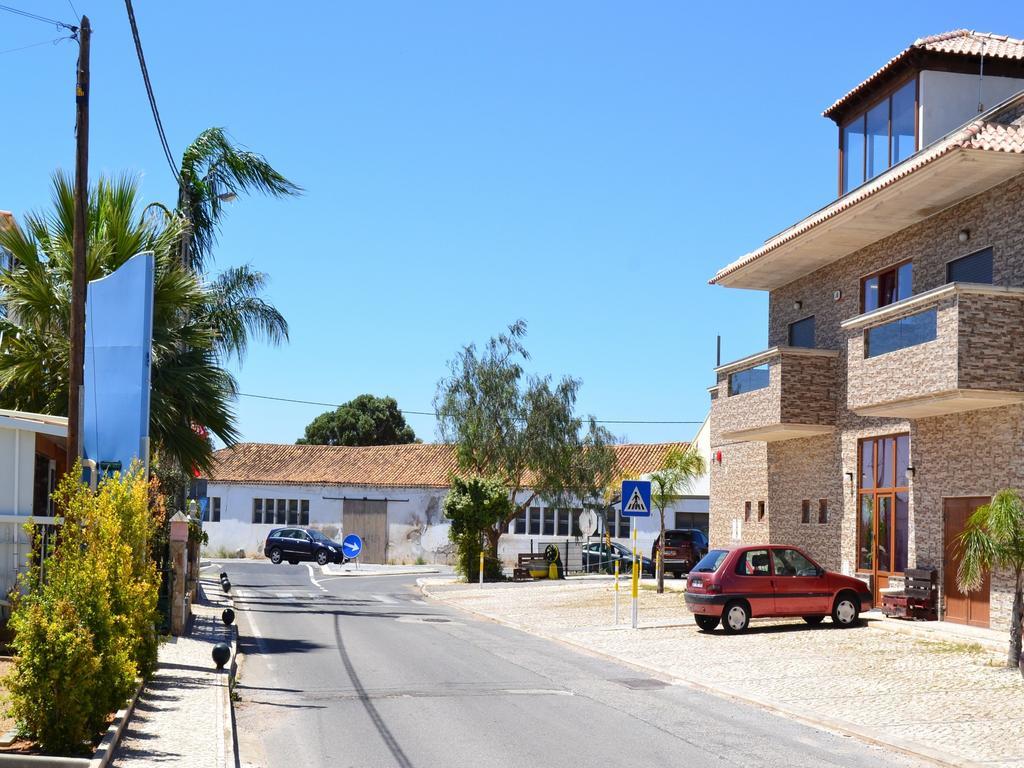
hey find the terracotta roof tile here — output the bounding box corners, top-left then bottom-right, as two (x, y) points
(205, 441), (691, 488)
(824, 30), (1024, 120)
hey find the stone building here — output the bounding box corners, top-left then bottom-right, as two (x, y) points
(708, 30), (1024, 632)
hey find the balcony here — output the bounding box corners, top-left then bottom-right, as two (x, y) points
(843, 283), (1024, 418)
(711, 347), (838, 442)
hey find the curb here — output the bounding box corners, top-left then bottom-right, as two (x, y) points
(320, 567), (443, 578)
(419, 583), (979, 768)
(200, 576), (240, 768)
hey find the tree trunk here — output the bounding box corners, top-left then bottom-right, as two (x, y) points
(656, 509), (665, 594)
(484, 525), (502, 580)
(1011, 568), (1023, 675)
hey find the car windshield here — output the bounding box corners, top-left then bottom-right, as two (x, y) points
(664, 531), (691, 547)
(308, 529), (331, 543)
(692, 549), (729, 573)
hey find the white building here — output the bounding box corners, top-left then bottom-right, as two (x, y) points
(202, 427), (710, 567)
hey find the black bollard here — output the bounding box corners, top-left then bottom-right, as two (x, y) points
(219, 572), (229, 583)
(212, 642), (230, 670)
(222, 608), (235, 626)
(221, 579), (231, 593)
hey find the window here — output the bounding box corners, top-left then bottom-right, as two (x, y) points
(557, 509), (569, 537)
(818, 498), (828, 525)
(528, 507), (541, 536)
(865, 308), (937, 358)
(276, 499), (287, 525)
(266, 499), (274, 524)
(757, 501), (766, 521)
(801, 500), (810, 524)
(729, 365), (769, 396)
(842, 79), (917, 194)
(514, 510), (527, 534)
(300, 499), (310, 526)
(542, 508), (554, 536)
(771, 548), (818, 577)
(857, 435), (910, 574)
(863, 261), (912, 312)
(252, 498), (263, 524)
(617, 510), (631, 538)
(674, 512), (709, 536)
(287, 499), (299, 525)
(947, 247), (993, 284)
(571, 509), (582, 537)
(736, 549), (770, 576)
(210, 497), (221, 523)
(788, 316), (815, 348)
(744, 501), (751, 522)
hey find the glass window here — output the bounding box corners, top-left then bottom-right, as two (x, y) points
(897, 262), (913, 301)
(744, 501), (751, 522)
(252, 498), (263, 524)
(863, 274), (880, 312)
(571, 509), (582, 537)
(692, 549), (728, 573)
(514, 510), (527, 534)
(788, 316), (815, 348)
(557, 509), (569, 537)
(818, 498), (828, 525)
(757, 501), (766, 521)
(288, 499), (299, 526)
(211, 497), (221, 523)
(276, 499), (287, 525)
(947, 248), (993, 284)
(771, 548), (818, 577)
(866, 100), (889, 179)
(842, 117), (866, 194)
(801, 500), (810, 524)
(865, 308), (937, 358)
(895, 435), (910, 487)
(859, 495), (874, 570)
(860, 440), (874, 489)
(876, 437), (894, 488)
(528, 507), (541, 536)
(617, 511), (630, 538)
(266, 499), (274, 524)
(894, 492), (909, 573)
(863, 261), (911, 312)
(891, 80), (916, 164)
(542, 509), (554, 536)
(300, 499), (310, 526)
(877, 496), (892, 572)
(729, 365), (769, 396)
(736, 549), (771, 576)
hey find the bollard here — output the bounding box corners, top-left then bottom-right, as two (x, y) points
(614, 560), (619, 624)
(221, 608), (235, 626)
(212, 642), (230, 670)
(221, 579), (231, 593)
(479, 551), (484, 587)
(631, 527), (639, 629)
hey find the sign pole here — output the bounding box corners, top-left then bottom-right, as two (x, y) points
(620, 479), (651, 632)
(614, 560), (619, 624)
(631, 525), (639, 629)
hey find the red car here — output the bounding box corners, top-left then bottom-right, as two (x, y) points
(684, 545), (872, 633)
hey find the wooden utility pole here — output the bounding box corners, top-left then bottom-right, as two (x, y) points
(67, 16), (91, 472)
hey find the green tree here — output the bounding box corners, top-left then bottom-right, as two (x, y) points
(649, 445), (707, 593)
(443, 474), (512, 581)
(956, 488), (1024, 676)
(0, 173), (286, 474)
(435, 320), (618, 564)
(297, 394), (417, 446)
(176, 127), (302, 272)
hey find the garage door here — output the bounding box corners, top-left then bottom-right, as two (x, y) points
(343, 499), (388, 563)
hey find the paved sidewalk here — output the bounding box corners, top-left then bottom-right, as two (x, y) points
(425, 579), (1024, 767)
(110, 580), (235, 768)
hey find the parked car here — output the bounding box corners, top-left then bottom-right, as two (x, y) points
(684, 545), (872, 633)
(581, 542), (654, 576)
(651, 529), (708, 578)
(264, 527), (346, 566)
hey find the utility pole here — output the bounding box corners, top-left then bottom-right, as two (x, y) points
(67, 15), (91, 473)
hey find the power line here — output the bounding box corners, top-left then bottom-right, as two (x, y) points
(0, 3), (77, 31)
(235, 392), (704, 426)
(0, 34), (72, 55)
(123, 0), (180, 185)
(66, 0), (79, 19)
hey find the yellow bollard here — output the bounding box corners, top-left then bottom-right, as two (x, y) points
(631, 527), (639, 628)
(614, 560), (620, 624)
(479, 550), (484, 587)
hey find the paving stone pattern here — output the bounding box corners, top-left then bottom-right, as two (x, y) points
(430, 580), (1024, 767)
(111, 583), (233, 768)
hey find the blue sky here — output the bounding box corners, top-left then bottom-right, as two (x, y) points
(4, 2), (1023, 446)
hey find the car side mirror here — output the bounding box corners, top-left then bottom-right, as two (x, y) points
(816, 567), (825, 577)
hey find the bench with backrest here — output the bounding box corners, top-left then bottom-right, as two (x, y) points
(513, 552), (550, 581)
(881, 568), (938, 620)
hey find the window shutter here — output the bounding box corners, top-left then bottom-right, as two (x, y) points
(947, 248), (993, 284)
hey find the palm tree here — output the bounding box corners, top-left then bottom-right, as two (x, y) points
(177, 127), (302, 272)
(650, 445), (707, 593)
(957, 488), (1024, 676)
(0, 172), (287, 474)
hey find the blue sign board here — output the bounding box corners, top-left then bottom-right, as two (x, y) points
(620, 480), (652, 517)
(342, 534), (363, 559)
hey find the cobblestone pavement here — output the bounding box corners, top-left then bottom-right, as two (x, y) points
(426, 579), (1024, 767)
(111, 581), (234, 767)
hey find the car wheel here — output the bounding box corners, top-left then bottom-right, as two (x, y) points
(802, 615), (825, 626)
(832, 592), (860, 627)
(721, 601), (750, 634)
(316, 550), (329, 566)
(695, 615), (719, 632)
(269, 547), (282, 564)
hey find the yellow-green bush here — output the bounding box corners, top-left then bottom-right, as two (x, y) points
(5, 465), (161, 755)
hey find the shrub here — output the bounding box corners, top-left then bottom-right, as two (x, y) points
(4, 465), (161, 754)
(443, 475), (510, 581)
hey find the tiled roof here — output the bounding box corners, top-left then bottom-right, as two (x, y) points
(824, 30), (1024, 119)
(0, 211), (13, 230)
(711, 93), (1024, 286)
(205, 441), (691, 488)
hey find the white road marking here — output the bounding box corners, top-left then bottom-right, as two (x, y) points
(245, 601), (275, 672)
(373, 594), (398, 604)
(304, 563), (329, 593)
(274, 592), (294, 599)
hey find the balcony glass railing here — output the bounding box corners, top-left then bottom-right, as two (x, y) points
(728, 364), (769, 396)
(864, 308), (937, 358)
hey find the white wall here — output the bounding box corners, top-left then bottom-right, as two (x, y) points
(920, 70), (1024, 145)
(0, 426), (36, 516)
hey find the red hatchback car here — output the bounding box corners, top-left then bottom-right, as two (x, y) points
(684, 545), (872, 633)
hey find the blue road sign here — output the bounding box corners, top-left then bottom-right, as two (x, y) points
(620, 480), (652, 517)
(342, 534), (363, 559)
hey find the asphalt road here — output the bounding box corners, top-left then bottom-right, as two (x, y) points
(227, 561), (926, 768)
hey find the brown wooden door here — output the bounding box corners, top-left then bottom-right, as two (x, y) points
(943, 497), (990, 628)
(343, 499), (388, 563)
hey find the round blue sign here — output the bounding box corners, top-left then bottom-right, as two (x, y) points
(342, 533), (363, 559)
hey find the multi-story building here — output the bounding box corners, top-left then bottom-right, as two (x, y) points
(708, 30), (1024, 631)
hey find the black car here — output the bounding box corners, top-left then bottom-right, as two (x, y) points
(581, 542), (655, 577)
(264, 528), (345, 566)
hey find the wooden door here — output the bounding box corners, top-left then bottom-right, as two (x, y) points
(343, 499), (388, 563)
(943, 497), (990, 628)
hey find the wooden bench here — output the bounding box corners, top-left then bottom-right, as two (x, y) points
(513, 553), (550, 582)
(881, 568), (937, 620)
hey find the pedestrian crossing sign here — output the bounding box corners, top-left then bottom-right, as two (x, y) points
(620, 480), (652, 517)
